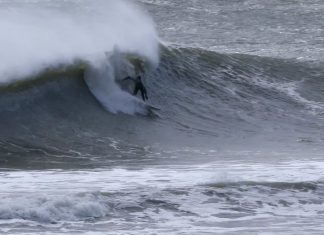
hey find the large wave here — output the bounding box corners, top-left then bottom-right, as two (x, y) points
(1, 46), (324, 153)
(1, 0), (324, 158)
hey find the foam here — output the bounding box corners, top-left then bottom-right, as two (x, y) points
(1, 161), (323, 232)
(0, 193), (108, 223)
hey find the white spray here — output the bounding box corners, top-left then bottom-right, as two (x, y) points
(0, 0), (159, 113)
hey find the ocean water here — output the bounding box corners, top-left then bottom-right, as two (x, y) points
(1, 0), (324, 234)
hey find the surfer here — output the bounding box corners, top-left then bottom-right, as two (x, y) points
(123, 76), (148, 101)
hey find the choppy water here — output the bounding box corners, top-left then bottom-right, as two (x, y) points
(1, 0), (324, 234)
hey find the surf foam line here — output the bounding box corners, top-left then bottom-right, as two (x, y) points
(1, 160), (324, 224)
(0, 0), (159, 82)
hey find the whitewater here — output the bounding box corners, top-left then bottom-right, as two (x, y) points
(1, 0), (324, 234)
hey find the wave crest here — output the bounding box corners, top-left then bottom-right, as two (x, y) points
(0, 0), (159, 83)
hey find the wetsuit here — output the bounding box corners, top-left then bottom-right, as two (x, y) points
(123, 76), (148, 101)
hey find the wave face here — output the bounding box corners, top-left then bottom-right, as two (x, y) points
(149, 47), (324, 141)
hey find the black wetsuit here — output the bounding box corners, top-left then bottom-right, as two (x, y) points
(124, 76), (148, 101)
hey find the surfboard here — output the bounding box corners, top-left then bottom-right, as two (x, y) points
(145, 104), (160, 111)
(144, 104), (160, 117)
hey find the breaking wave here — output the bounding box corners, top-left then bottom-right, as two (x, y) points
(1, 0), (324, 163)
(1, 46), (324, 148)
(0, 0), (159, 114)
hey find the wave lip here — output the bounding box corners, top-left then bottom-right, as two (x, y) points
(0, 0), (159, 83)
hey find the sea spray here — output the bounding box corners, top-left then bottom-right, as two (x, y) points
(0, 0), (159, 83)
